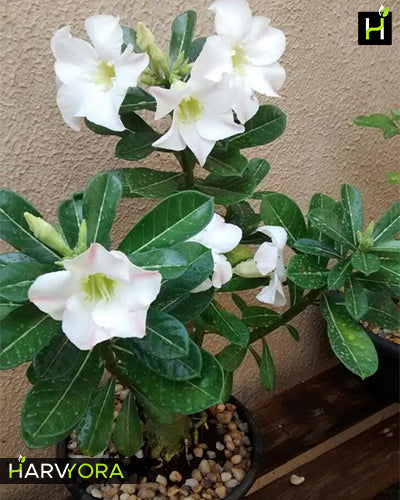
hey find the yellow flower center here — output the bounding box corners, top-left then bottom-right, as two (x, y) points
(82, 273), (117, 302)
(232, 46), (248, 75)
(94, 60), (116, 91)
(177, 96), (203, 123)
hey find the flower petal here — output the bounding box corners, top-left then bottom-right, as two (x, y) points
(84, 15), (123, 62)
(257, 273), (286, 306)
(245, 62), (286, 97)
(92, 300), (147, 338)
(56, 81), (94, 131)
(149, 84), (189, 120)
(83, 87), (125, 131)
(115, 264), (162, 310)
(153, 113), (186, 151)
(191, 36), (232, 82)
(190, 214), (242, 254)
(212, 252), (233, 288)
(28, 270), (80, 320)
(64, 244), (130, 281)
(229, 75), (259, 123)
(191, 278), (213, 293)
(114, 46), (149, 93)
(196, 112), (244, 141)
(254, 242), (279, 276)
(179, 123), (215, 166)
(62, 294), (111, 350)
(210, 0), (252, 44)
(243, 17), (286, 65)
(257, 225), (288, 250)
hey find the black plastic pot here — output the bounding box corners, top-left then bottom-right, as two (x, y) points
(57, 395), (263, 500)
(365, 329), (400, 403)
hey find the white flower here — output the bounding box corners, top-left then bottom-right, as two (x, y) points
(51, 15), (149, 131)
(149, 78), (244, 166)
(234, 226), (287, 306)
(28, 243), (162, 350)
(192, 0), (286, 123)
(189, 214), (242, 292)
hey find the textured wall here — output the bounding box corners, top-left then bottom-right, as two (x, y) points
(1, 0), (399, 497)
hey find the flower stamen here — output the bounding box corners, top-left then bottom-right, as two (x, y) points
(82, 273), (117, 301)
(231, 45), (248, 75)
(94, 60), (116, 91)
(177, 96), (203, 123)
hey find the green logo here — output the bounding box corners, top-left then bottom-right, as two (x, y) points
(9, 455), (25, 478)
(366, 5), (389, 39)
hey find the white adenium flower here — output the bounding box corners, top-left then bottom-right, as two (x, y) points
(189, 214), (242, 292)
(149, 78), (244, 166)
(28, 243), (162, 350)
(51, 15), (149, 131)
(234, 226), (287, 306)
(192, 0), (286, 123)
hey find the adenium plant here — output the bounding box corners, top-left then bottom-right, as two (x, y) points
(0, 0), (399, 463)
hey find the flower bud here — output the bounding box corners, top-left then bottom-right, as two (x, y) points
(225, 244), (254, 266)
(24, 212), (72, 257)
(234, 258), (263, 278)
(136, 22), (169, 76)
(75, 219), (88, 254)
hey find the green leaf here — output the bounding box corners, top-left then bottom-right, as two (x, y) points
(116, 113), (160, 161)
(259, 339), (275, 390)
(122, 26), (140, 52)
(21, 350), (103, 447)
(386, 172), (400, 185)
(163, 288), (214, 323)
(370, 240), (400, 255)
(355, 272), (400, 298)
(288, 280), (304, 306)
(286, 324), (300, 341)
(219, 276), (269, 292)
(217, 344), (247, 372)
(208, 302), (249, 346)
(196, 172), (256, 205)
(287, 254), (328, 289)
(307, 194), (339, 256)
(320, 295), (378, 379)
(378, 259), (400, 285)
(57, 193), (83, 248)
(225, 202), (260, 239)
(0, 299), (21, 321)
(294, 238), (341, 259)
(341, 184), (363, 246)
(120, 88), (156, 113)
(82, 172), (122, 247)
(328, 259), (352, 290)
(241, 305), (280, 328)
(354, 113), (400, 138)
(229, 105), (286, 149)
(77, 378), (115, 456)
(116, 348), (224, 414)
(204, 148), (248, 177)
(0, 252), (35, 267)
(372, 202), (400, 244)
(308, 208), (356, 250)
(0, 262), (52, 302)
(170, 10), (197, 63)
(189, 37), (206, 62)
(113, 393), (143, 457)
(129, 248), (188, 280)
(260, 193), (307, 247)
(247, 158), (271, 187)
(351, 251), (381, 276)
(362, 293), (400, 330)
(113, 168), (184, 199)
(0, 189), (59, 263)
(135, 309), (189, 360)
(220, 371), (233, 403)
(85, 119), (124, 136)
(0, 304), (59, 369)
(344, 276), (369, 320)
(119, 191), (213, 254)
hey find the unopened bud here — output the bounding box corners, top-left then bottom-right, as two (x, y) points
(225, 244), (254, 266)
(24, 213), (72, 257)
(233, 258), (263, 278)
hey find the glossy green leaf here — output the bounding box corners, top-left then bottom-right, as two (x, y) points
(229, 105), (286, 149)
(120, 88), (156, 113)
(163, 288), (214, 322)
(116, 113), (160, 161)
(288, 280), (304, 306)
(189, 37), (206, 62)
(208, 302), (249, 346)
(247, 158), (270, 186)
(0, 252), (36, 267)
(240, 304), (280, 328)
(260, 193), (307, 247)
(204, 148), (248, 177)
(217, 344), (247, 372)
(294, 238), (341, 259)
(378, 259), (400, 285)
(129, 248), (188, 280)
(344, 276), (369, 320)
(351, 251), (381, 276)
(113, 392), (143, 457)
(57, 193), (83, 248)
(0, 304), (59, 369)
(286, 324), (300, 341)
(196, 172), (256, 205)
(0, 190), (59, 263)
(341, 184), (363, 246)
(220, 371), (233, 403)
(307, 193), (339, 261)
(370, 240), (400, 255)
(226, 201), (260, 239)
(219, 276), (270, 292)
(113, 168), (184, 199)
(170, 10), (196, 62)
(287, 254), (328, 289)
(372, 202), (400, 244)
(0, 299), (21, 320)
(0, 262), (52, 302)
(259, 339), (275, 390)
(21, 350), (103, 447)
(119, 192), (213, 254)
(354, 113), (400, 138)
(362, 293), (400, 330)
(308, 208), (356, 250)
(320, 295), (378, 379)
(328, 259), (352, 290)
(77, 378), (115, 456)
(122, 26), (140, 52)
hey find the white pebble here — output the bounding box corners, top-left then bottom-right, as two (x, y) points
(221, 472), (232, 482)
(90, 488), (103, 499)
(225, 479), (239, 488)
(135, 449), (144, 459)
(290, 474), (305, 486)
(185, 478), (199, 488)
(207, 451), (216, 459)
(216, 442), (225, 451)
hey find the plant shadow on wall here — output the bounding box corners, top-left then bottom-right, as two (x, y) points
(0, 0), (399, 499)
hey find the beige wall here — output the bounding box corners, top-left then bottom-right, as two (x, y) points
(1, 0), (399, 497)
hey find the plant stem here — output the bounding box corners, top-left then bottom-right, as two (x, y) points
(175, 149), (195, 189)
(250, 289), (322, 344)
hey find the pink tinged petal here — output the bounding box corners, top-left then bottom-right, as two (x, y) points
(191, 36), (232, 82)
(153, 113), (186, 151)
(191, 214), (242, 254)
(179, 123), (215, 166)
(191, 278), (213, 293)
(85, 15), (123, 62)
(92, 300), (148, 339)
(52, 32), (98, 85)
(149, 85), (189, 120)
(196, 112), (244, 142)
(62, 294), (111, 350)
(114, 47), (149, 93)
(115, 265), (162, 310)
(64, 244), (130, 281)
(244, 19), (286, 65)
(83, 87), (125, 131)
(256, 273), (286, 306)
(257, 225), (288, 251)
(244, 62), (286, 97)
(210, 0), (252, 44)
(212, 252), (233, 288)
(28, 270), (80, 321)
(254, 242), (279, 276)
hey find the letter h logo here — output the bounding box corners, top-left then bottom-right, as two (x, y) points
(358, 6), (392, 45)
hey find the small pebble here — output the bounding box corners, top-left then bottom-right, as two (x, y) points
(198, 459), (211, 475)
(231, 468), (246, 482)
(225, 479), (239, 488)
(156, 475), (168, 486)
(169, 470), (182, 483)
(120, 493), (131, 500)
(231, 455), (242, 465)
(215, 485), (227, 499)
(216, 442), (225, 451)
(217, 411), (233, 424)
(290, 474), (305, 486)
(137, 489), (156, 499)
(191, 469), (202, 482)
(185, 478), (199, 488)
(193, 447), (204, 458)
(167, 485), (180, 496)
(90, 489), (103, 499)
(207, 450), (216, 459)
(135, 449), (144, 459)
(220, 472), (232, 483)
